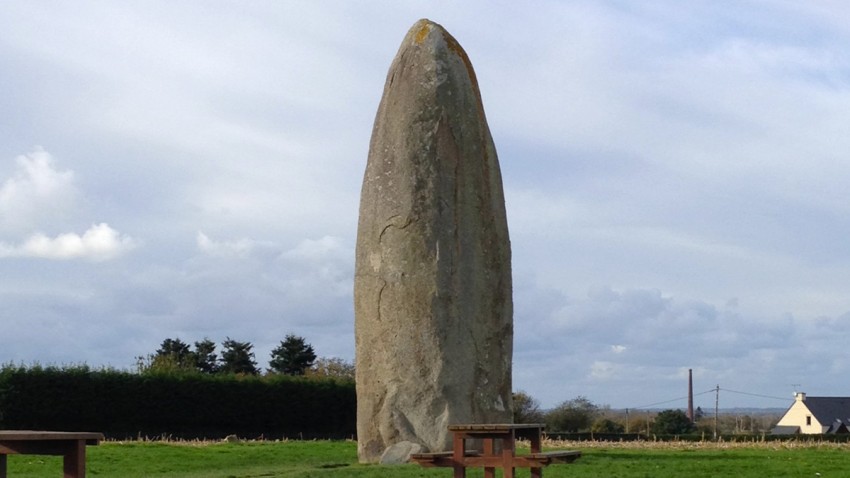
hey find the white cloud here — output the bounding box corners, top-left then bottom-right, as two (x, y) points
(590, 361), (618, 380)
(0, 223), (136, 261)
(0, 148), (78, 232)
(278, 236), (354, 300)
(196, 231), (268, 257)
(280, 235), (350, 263)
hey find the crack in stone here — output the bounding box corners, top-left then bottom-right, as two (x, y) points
(378, 215), (414, 243)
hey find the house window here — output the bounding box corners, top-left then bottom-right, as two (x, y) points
(806, 416), (812, 426)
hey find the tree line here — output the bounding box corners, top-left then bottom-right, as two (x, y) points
(135, 338), (777, 436)
(136, 334), (354, 380)
(512, 392), (781, 436)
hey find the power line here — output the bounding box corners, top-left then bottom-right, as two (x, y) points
(719, 388), (791, 402)
(632, 389), (714, 410)
(629, 387), (789, 411)
(632, 396), (688, 410)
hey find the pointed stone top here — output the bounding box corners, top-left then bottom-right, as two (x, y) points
(398, 19), (477, 80)
(384, 18), (482, 124)
(399, 19), (457, 52)
(407, 18), (449, 45)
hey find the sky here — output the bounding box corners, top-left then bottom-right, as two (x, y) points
(2, 1), (850, 411)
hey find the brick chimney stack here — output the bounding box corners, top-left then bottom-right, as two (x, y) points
(687, 368), (694, 422)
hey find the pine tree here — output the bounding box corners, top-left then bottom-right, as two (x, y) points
(220, 338), (259, 375)
(269, 334), (317, 375)
(193, 338), (219, 374)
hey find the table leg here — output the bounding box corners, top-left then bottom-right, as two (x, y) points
(452, 433), (465, 478)
(483, 438), (495, 478)
(63, 440), (86, 478)
(530, 431), (542, 454)
(530, 431), (543, 478)
(0, 454), (7, 478)
(503, 433), (515, 478)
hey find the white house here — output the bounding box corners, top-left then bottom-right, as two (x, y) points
(772, 392), (850, 435)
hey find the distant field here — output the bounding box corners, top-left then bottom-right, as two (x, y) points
(5, 438), (849, 477)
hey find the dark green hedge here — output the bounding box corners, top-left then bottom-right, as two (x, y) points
(0, 365), (355, 440)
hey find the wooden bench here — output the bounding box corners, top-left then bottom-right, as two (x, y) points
(410, 451), (453, 465)
(410, 424), (580, 477)
(523, 450), (582, 466)
(411, 450), (581, 468)
(410, 451), (480, 467)
(0, 431), (104, 478)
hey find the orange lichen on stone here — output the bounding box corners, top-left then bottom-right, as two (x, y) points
(415, 22), (431, 44)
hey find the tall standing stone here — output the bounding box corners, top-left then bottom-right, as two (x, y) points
(354, 19), (513, 463)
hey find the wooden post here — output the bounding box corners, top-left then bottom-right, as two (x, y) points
(530, 428), (543, 478)
(452, 432), (465, 478)
(502, 432), (515, 478)
(63, 439), (87, 478)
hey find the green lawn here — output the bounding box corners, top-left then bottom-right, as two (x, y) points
(5, 439), (849, 477)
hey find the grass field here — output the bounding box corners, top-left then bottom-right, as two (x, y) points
(5, 438), (849, 477)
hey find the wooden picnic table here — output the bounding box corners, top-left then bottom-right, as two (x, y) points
(0, 431), (104, 478)
(411, 423), (580, 478)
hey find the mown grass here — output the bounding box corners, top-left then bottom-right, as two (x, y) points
(6, 438), (850, 477)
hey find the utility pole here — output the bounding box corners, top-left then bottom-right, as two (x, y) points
(625, 408), (630, 433)
(713, 384), (720, 440)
